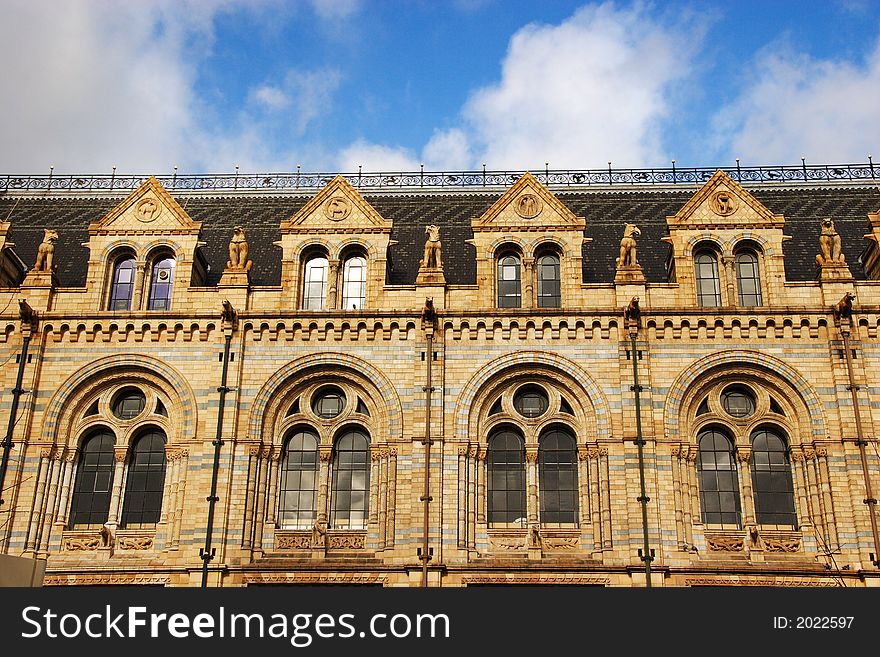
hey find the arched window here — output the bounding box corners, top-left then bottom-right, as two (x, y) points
(330, 428), (370, 528)
(497, 253), (522, 308)
(538, 427), (578, 524)
(341, 255), (367, 310)
(695, 249), (722, 307)
(121, 429), (167, 526)
(735, 250), (762, 306)
(278, 429), (319, 528)
(750, 428), (797, 528)
(147, 254), (176, 310)
(70, 430), (116, 526)
(108, 255), (136, 310)
(302, 254), (329, 310)
(487, 428), (526, 524)
(697, 429), (742, 527)
(536, 252), (561, 308)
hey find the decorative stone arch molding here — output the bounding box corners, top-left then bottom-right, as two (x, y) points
(486, 235), (528, 258)
(684, 233), (726, 258)
(42, 353), (197, 450)
(664, 349), (827, 444)
(455, 350), (611, 443)
(248, 352), (403, 445)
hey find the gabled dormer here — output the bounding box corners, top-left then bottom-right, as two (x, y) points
(469, 172), (586, 310)
(84, 177), (205, 312)
(0, 221), (26, 287)
(663, 170), (788, 308)
(861, 209), (880, 279)
(277, 176), (394, 310)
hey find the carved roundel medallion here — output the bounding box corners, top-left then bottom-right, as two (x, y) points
(515, 193), (542, 219)
(136, 198), (160, 223)
(710, 190), (737, 216)
(324, 197), (351, 221)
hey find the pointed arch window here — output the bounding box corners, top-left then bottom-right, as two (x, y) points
(536, 252), (561, 308)
(497, 253), (522, 308)
(487, 428), (526, 524)
(695, 249), (722, 307)
(147, 255), (176, 310)
(330, 428), (370, 528)
(697, 429), (742, 527)
(109, 255), (136, 310)
(70, 430), (116, 526)
(121, 429), (167, 526)
(279, 429), (319, 528)
(341, 255), (367, 310)
(302, 255), (329, 310)
(538, 427), (578, 524)
(735, 249), (762, 306)
(750, 428), (797, 528)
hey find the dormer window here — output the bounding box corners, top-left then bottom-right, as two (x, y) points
(302, 253), (329, 310)
(109, 254), (136, 311)
(147, 254), (176, 310)
(341, 254), (367, 310)
(694, 249), (722, 307)
(536, 251), (561, 308)
(735, 249), (762, 306)
(497, 252), (522, 308)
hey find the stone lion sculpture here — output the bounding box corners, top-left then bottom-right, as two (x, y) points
(227, 226), (253, 271)
(33, 229), (59, 272)
(616, 223), (641, 268)
(816, 218), (844, 266)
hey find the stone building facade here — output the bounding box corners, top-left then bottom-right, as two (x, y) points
(0, 167), (879, 587)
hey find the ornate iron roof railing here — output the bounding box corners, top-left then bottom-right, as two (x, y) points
(1, 161), (877, 194)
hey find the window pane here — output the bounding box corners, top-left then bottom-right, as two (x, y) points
(750, 428), (797, 527)
(537, 253), (560, 308)
(539, 428), (578, 524)
(279, 429), (319, 527)
(342, 256), (367, 310)
(109, 257), (136, 310)
(497, 255), (521, 308)
(697, 430), (742, 526)
(303, 256), (328, 310)
(121, 430), (166, 526)
(736, 251), (763, 306)
(695, 251), (721, 307)
(329, 429), (370, 528)
(147, 256), (176, 310)
(70, 430), (116, 526)
(488, 429), (526, 524)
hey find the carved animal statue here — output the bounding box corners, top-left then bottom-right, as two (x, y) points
(616, 224), (641, 268)
(227, 226), (252, 271)
(221, 299), (236, 324)
(421, 297), (437, 328)
(310, 519), (327, 548)
(816, 218), (845, 266)
(625, 296), (641, 324)
(420, 224), (443, 269)
(527, 524), (542, 549)
(834, 291), (856, 322)
(33, 229), (58, 272)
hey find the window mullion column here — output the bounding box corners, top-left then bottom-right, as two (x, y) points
(526, 444), (539, 525)
(327, 259), (341, 310)
(736, 448), (756, 528)
(317, 446), (333, 524)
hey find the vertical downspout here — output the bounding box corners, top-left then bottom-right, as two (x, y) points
(627, 298), (653, 587)
(836, 295), (880, 568)
(0, 301), (35, 518)
(201, 301), (236, 587)
(421, 299), (437, 587)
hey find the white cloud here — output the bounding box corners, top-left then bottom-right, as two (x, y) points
(336, 2), (700, 171)
(252, 85), (292, 111)
(337, 140), (420, 172)
(712, 41), (880, 164)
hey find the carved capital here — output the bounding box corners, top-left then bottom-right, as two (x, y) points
(577, 447), (590, 462)
(114, 449), (127, 463)
(319, 447), (334, 462)
(815, 446), (828, 458)
(735, 450), (751, 463)
(525, 448), (539, 464)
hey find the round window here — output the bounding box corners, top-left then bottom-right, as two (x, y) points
(721, 385), (756, 419)
(513, 385), (549, 419)
(112, 387), (146, 420)
(312, 387), (346, 419)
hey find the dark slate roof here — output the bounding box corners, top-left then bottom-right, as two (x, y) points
(0, 186), (878, 287)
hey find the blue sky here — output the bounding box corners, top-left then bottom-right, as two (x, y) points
(1, 0), (879, 174)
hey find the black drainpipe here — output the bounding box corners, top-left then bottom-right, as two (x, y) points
(0, 301), (35, 514)
(627, 298), (653, 587)
(201, 301), (236, 587)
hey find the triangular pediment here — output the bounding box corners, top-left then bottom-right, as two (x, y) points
(473, 172), (585, 231)
(89, 176), (201, 234)
(283, 176), (391, 233)
(668, 170), (784, 229)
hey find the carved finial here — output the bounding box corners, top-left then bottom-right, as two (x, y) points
(421, 297), (437, 330)
(816, 217), (845, 267)
(615, 223), (641, 268)
(226, 225), (253, 272)
(32, 228), (58, 272)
